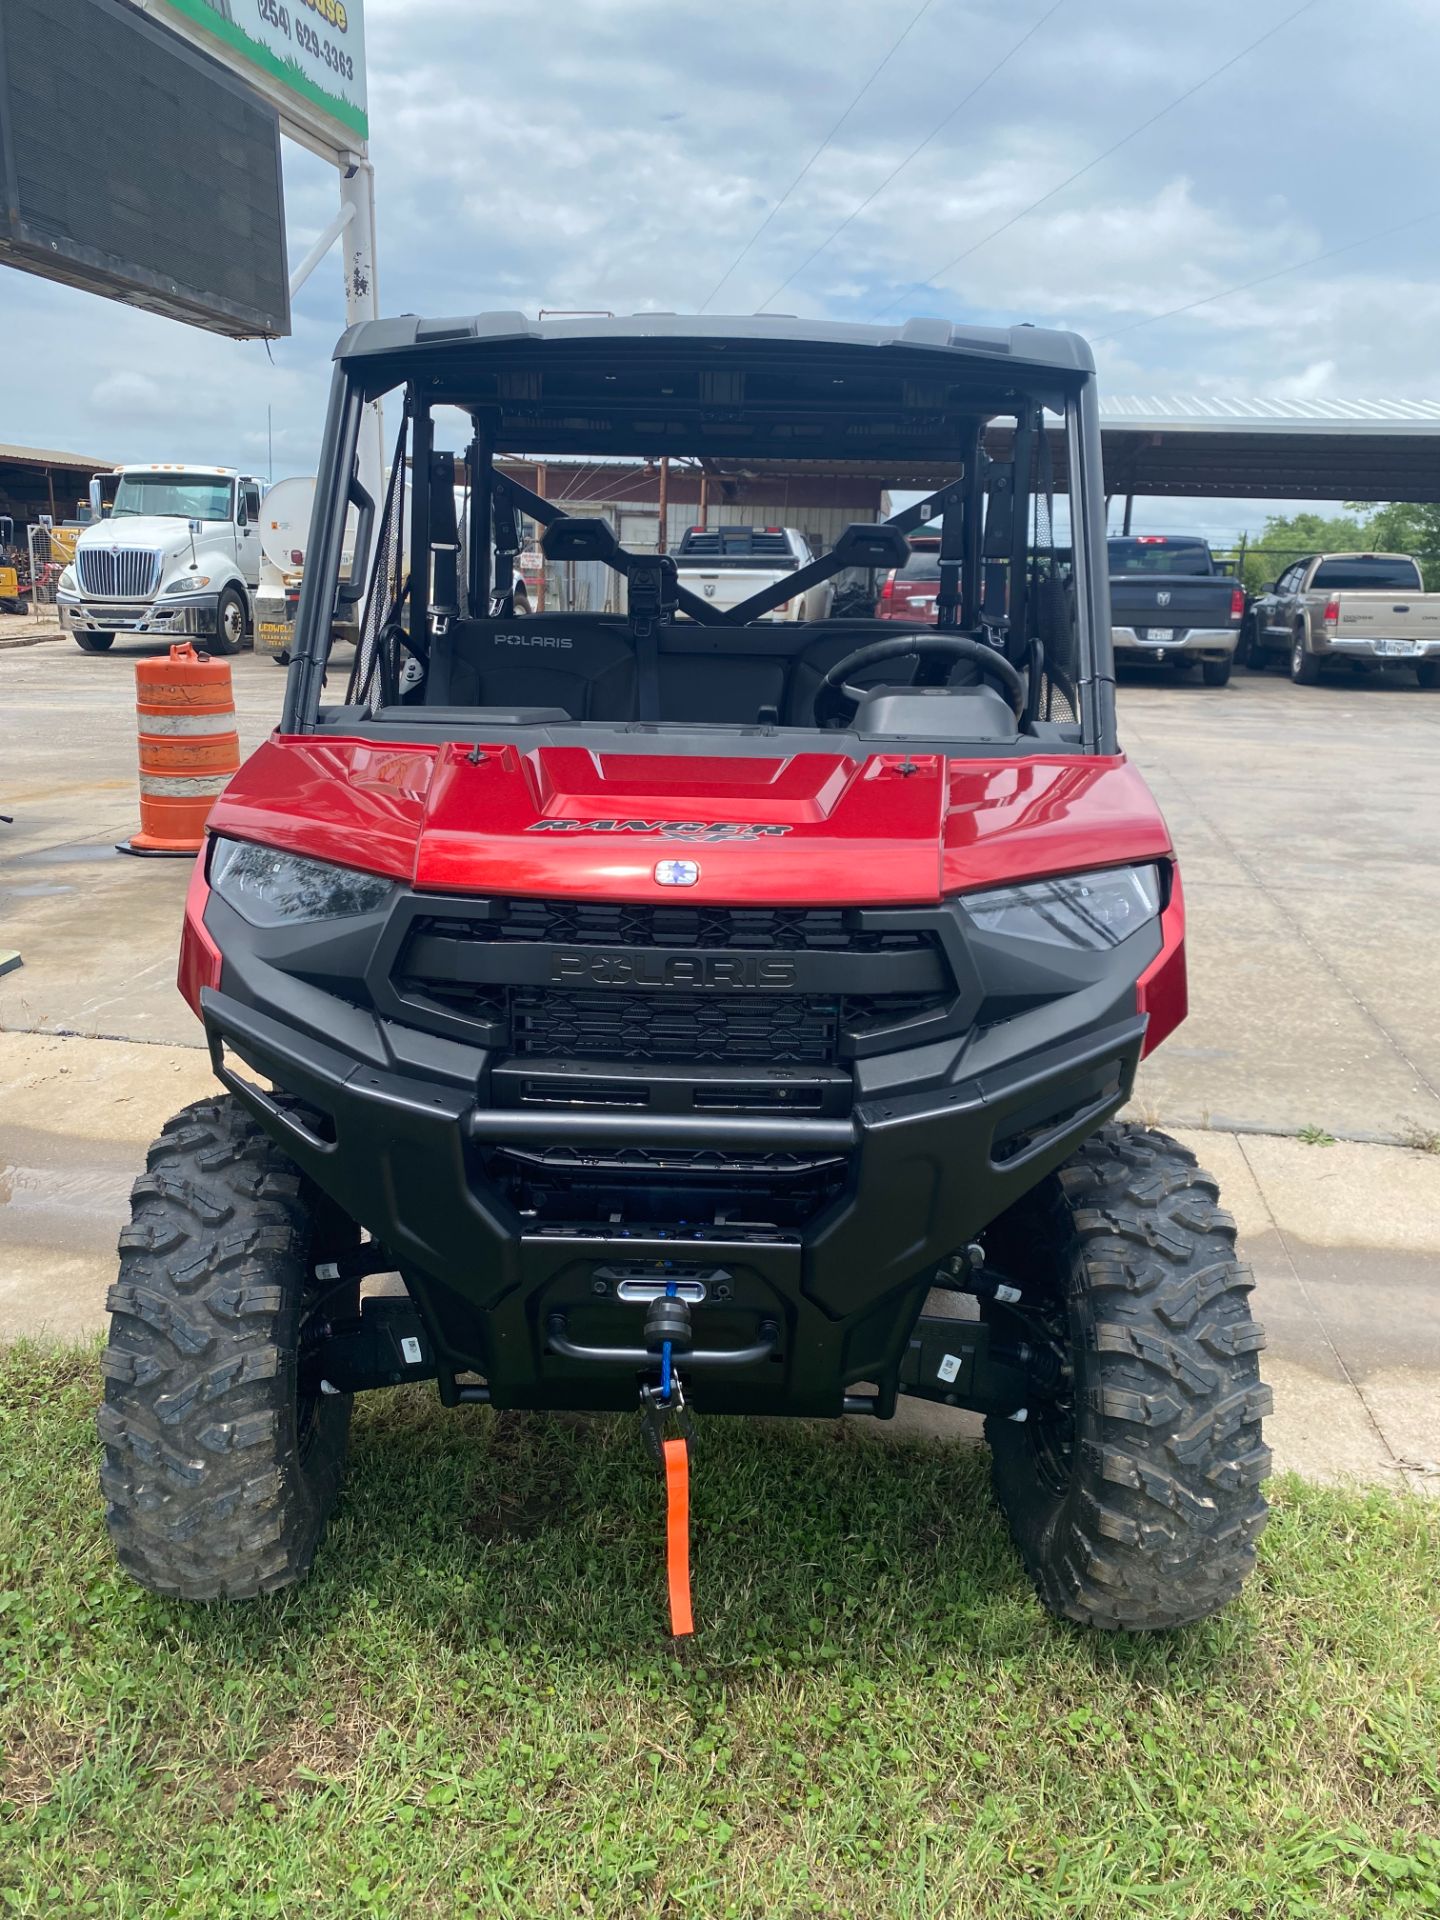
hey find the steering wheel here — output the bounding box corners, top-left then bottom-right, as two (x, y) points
(814, 634), (1026, 725)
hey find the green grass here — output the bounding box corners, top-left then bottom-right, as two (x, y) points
(2, 1344), (1438, 1918)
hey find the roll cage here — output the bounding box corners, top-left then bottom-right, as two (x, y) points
(282, 314), (1116, 753)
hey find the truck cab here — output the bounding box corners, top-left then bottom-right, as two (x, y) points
(672, 524), (833, 622)
(1108, 534), (1245, 687)
(1246, 552), (1440, 687)
(56, 463), (263, 654)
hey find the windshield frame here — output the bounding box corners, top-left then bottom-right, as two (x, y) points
(284, 350), (1117, 755)
(110, 473), (236, 522)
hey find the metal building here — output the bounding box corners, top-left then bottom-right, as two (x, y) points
(0, 442), (112, 529)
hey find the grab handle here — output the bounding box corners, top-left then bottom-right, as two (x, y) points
(545, 1311), (779, 1370)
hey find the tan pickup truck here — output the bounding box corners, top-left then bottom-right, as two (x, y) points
(1244, 552), (1440, 687)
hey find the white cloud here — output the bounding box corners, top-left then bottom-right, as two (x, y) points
(89, 370), (166, 415)
(1, 0), (1436, 488)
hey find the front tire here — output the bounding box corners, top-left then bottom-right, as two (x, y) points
(1418, 661), (1439, 690)
(983, 1123), (1270, 1631)
(99, 1096), (354, 1600)
(74, 631), (115, 652)
(1202, 658), (1232, 687)
(211, 586), (249, 656)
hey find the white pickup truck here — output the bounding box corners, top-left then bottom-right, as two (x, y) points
(1246, 551), (1440, 687)
(56, 464), (264, 654)
(672, 525), (832, 622)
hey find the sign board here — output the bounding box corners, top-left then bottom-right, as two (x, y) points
(0, 0), (290, 337)
(157, 0), (367, 146)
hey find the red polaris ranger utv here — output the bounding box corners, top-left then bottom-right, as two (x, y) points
(101, 316), (1270, 1631)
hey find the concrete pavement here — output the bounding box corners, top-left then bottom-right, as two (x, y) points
(2, 637), (1438, 1489)
(1121, 666), (1440, 1141)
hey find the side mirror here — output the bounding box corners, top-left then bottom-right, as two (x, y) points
(236, 498), (249, 527)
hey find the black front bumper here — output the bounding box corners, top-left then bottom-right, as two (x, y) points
(201, 943), (1146, 1415)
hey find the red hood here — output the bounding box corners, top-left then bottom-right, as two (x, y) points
(209, 736), (1172, 905)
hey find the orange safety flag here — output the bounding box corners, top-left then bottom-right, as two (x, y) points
(662, 1437), (694, 1637)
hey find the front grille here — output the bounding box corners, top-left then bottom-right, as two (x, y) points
(485, 1139), (849, 1232)
(497, 1143), (845, 1179)
(76, 547), (162, 599)
(451, 901), (930, 954)
(512, 988), (838, 1065)
(390, 899), (957, 1068)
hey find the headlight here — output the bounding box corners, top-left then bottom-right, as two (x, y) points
(962, 864), (1161, 950)
(58, 565), (76, 592)
(209, 839), (394, 928)
(165, 574), (211, 594)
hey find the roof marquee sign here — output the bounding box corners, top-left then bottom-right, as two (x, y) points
(156, 0), (367, 144)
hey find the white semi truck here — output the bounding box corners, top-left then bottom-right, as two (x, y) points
(56, 464), (264, 653)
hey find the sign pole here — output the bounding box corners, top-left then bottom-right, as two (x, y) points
(339, 154), (383, 519)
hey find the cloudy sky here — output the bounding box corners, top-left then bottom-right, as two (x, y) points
(8, 0), (1438, 537)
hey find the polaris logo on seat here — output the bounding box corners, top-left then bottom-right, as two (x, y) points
(550, 953), (799, 988)
(493, 632), (573, 648)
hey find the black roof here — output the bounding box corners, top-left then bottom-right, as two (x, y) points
(331, 312), (1093, 465)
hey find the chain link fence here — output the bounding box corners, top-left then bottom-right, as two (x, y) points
(25, 523), (79, 609)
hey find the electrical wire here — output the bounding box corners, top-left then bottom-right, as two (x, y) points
(699, 0), (940, 313)
(1090, 207), (1440, 340)
(754, 0), (1068, 313)
(558, 460), (691, 509)
(875, 0), (1323, 318)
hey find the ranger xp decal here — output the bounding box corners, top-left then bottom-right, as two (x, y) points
(525, 819), (793, 842)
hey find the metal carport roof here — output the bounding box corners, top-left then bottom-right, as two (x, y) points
(1089, 397), (1440, 503)
(678, 400), (1440, 504)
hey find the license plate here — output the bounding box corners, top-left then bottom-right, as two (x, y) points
(1376, 638), (1419, 656)
(257, 620), (292, 655)
(1136, 628), (1175, 644)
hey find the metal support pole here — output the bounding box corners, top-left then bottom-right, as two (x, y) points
(535, 463), (548, 611)
(409, 400), (432, 651)
(1122, 492), (1134, 535)
(1008, 409), (1036, 663)
(698, 471), (709, 530)
(283, 368), (362, 733)
(657, 456), (669, 553)
(959, 429), (984, 629)
(339, 157), (383, 544)
(289, 200), (354, 300)
(475, 429), (495, 613)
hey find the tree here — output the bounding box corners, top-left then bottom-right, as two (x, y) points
(1237, 511), (1368, 592)
(1346, 502), (1440, 590)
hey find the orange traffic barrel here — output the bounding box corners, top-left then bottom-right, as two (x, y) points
(118, 644), (240, 856)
